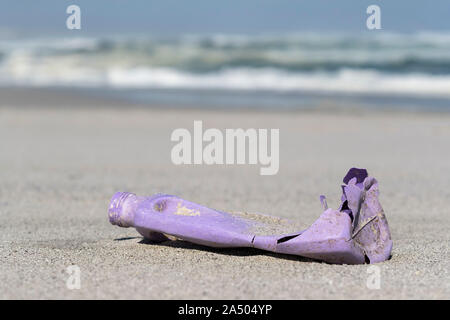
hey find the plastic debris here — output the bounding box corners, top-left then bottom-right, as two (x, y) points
(108, 168), (392, 264)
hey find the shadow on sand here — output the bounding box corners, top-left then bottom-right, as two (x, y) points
(112, 236), (321, 263)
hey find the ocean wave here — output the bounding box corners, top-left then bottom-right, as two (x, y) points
(1, 63), (450, 98)
(108, 68), (450, 98)
(2, 32), (450, 73)
(1, 32), (450, 97)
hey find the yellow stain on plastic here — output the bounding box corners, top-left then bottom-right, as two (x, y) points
(174, 202), (200, 216)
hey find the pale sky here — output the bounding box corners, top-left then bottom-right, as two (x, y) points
(0, 0), (449, 36)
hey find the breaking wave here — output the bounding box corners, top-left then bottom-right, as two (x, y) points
(1, 32), (450, 97)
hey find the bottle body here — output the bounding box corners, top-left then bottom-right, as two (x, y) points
(109, 192), (254, 247)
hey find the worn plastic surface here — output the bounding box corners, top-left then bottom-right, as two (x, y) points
(108, 168), (392, 264)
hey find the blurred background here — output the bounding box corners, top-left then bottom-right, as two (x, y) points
(1, 0), (450, 110)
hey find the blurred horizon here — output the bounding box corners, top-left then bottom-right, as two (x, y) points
(0, 0), (449, 110)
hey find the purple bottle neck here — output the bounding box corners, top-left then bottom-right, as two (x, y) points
(108, 192), (140, 227)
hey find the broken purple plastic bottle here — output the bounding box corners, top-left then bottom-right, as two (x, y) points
(108, 168), (392, 264)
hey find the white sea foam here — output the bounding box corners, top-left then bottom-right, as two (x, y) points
(108, 67), (450, 97)
(2, 62), (450, 98)
(1, 32), (450, 98)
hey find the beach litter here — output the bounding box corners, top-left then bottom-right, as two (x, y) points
(108, 168), (392, 264)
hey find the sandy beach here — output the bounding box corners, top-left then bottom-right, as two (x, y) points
(0, 88), (449, 299)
